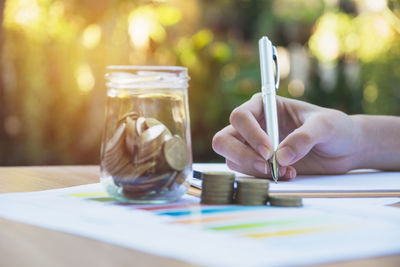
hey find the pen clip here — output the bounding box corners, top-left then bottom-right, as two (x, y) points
(272, 46), (280, 91)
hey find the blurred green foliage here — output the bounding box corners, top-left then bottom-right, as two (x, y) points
(0, 0), (399, 165)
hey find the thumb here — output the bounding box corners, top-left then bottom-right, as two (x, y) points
(276, 117), (324, 166)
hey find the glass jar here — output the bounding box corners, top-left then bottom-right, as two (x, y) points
(100, 66), (192, 203)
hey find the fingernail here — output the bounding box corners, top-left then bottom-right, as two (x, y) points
(254, 160), (268, 174)
(276, 146), (296, 165)
(288, 169), (296, 180)
(279, 167), (285, 177)
(257, 145), (271, 160)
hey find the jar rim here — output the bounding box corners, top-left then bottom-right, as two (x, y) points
(107, 65), (187, 72)
(105, 65), (189, 90)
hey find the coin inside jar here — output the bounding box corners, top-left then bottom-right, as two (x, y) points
(103, 111), (190, 201)
(163, 135), (189, 171)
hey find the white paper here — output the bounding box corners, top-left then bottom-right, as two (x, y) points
(192, 163), (400, 194)
(1, 183), (400, 267)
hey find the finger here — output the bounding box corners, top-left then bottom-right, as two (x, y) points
(276, 114), (326, 166)
(226, 159), (269, 178)
(212, 125), (297, 180)
(226, 159), (295, 181)
(212, 125), (267, 172)
(229, 94), (273, 160)
(281, 166), (297, 180)
(274, 165), (297, 181)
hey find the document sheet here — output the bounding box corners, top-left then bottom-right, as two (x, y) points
(192, 163), (400, 194)
(1, 182), (400, 266)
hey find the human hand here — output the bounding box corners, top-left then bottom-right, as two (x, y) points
(212, 93), (359, 180)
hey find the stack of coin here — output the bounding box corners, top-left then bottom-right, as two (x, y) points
(269, 195), (303, 207)
(102, 111), (190, 199)
(235, 178), (269, 206)
(201, 172), (235, 204)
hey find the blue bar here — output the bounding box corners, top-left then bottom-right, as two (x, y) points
(157, 205), (265, 217)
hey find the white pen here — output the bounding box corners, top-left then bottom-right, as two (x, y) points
(258, 36), (280, 183)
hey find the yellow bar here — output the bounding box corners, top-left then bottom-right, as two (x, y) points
(245, 227), (328, 238)
(69, 192), (109, 198)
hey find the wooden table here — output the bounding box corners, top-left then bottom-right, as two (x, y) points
(0, 166), (399, 267)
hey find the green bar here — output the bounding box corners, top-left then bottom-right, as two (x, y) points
(87, 197), (115, 202)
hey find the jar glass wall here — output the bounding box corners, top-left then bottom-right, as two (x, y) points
(100, 66), (192, 203)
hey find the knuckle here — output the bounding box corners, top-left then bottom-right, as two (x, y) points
(211, 132), (224, 153)
(294, 131), (313, 147)
(318, 113), (336, 131)
(229, 107), (247, 125)
(226, 160), (239, 172)
(229, 108), (240, 125)
(329, 110), (347, 129)
(251, 92), (262, 100)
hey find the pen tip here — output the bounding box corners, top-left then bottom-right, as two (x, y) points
(269, 161), (279, 184)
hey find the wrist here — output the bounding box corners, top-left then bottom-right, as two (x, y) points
(349, 115), (400, 170)
(349, 115), (372, 170)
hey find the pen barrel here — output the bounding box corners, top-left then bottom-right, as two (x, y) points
(259, 36), (280, 152)
(262, 89), (279, 151)
(259, 37), (276, 90)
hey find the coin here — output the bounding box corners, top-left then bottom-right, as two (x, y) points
(200, 171), (235, 205)
(201, 191), (234, 198)
(236, 177), (269, 187)
(113, 161), (156, 185)
(269, 196), (303, 207)
(235, 177), (269, 206)
(202, 187), (235, 194)
(202, 192), (234, 199)
(125, 116), (137, 156)
(201, 181), (235, 189)
(106, 111), (190, 200)
(201, 197), (232, 204)
(136, 117), (147, 135)
(122, 185), (156, 199)
(144, 117), (162, 128)
(129, 172), (171, 187)
(105, 122), (126, 152)
(235, 195), (268, 202)
(236, 187), (269, 195)
(163, 135), (189, 171)
(236, 201), (266, 206)
(118, 111), (139, 125)
(202, 171), (235, 182)
(201, 183), (235, 191)
(235, 198), (267, 206)
(137, 124), (167, 163)
(140, 124), (167, 144)
(103, 123), (133, 176)
(163, 172), (178, 189)
(235, 194), (266, 201)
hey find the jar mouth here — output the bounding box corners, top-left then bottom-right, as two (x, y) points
(107, 65), (187, 72)
(106, 65), (189, 89)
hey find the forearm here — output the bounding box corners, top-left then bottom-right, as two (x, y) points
(351, 115), (400, 170)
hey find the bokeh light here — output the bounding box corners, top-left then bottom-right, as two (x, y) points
(75, 63), (95, 93)
(128, 8), (153, 49)
(0, 0), (399, 165)
(288, 79), (305, 98)
(363, 83), (378, 103)
(82, 24), (102, 49)
(276, 46), (290, 79)
(365, 0), (387, 12)
(309, 13), (341, 62)
(10, 0), (41, 27)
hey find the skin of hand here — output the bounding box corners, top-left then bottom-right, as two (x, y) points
(212, 93), (361, 180)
